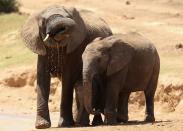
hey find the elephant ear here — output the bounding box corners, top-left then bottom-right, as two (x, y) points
(79, 9), (112, 44)
(107, 40), (134, 76)
(66, 7), (87, 53)
(21, 13), (46, 55)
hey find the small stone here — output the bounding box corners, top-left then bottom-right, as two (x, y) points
(126, 1), (131, 5)
(175, 43), (183, 49)
(18, 98), (22, 101)
(174, 13), (180, 17)
(5, 56), (12, 59)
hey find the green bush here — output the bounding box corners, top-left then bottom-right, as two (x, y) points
(0, 0), (20, 13)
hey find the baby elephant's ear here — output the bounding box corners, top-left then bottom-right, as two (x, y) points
(107, 42), (133, 76)
(21, 14), (46, 55)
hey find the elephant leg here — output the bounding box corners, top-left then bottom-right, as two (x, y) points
(144, 64), (159, 122)
(76, 106), (90, 126)
(92, 114), (103, 126)
(144, 91), (155, 122)
(104, 75), (124, 124)
(104, 68), (128, 125)
(92, 94), (104, 126)
(104, 84), (119, 125)
(58, 79), (75, 127)
(75, 83), (90, 126)
(35, 56), (51, 129)
(92, 91), (104, 125)
(117, 92), (130, 123)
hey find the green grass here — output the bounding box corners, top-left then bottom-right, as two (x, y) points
(0, 13), (26, 34)
(0, 13), (36, 70)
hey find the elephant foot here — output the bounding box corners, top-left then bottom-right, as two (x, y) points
(144, 115), (155, 122)
(104, 117), (117, 125)
(35, 116), (51, 129)
(117, 114), (128, 123)
(77, 121), (90, 127)
(76, 115), (90, 126)
(92, 114), (103, 126)
(104, 110), (117, 125)
(75, 108), (90, 126)
(58, 117), (75, 127)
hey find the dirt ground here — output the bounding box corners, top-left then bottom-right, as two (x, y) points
(0, 0), (183, 131)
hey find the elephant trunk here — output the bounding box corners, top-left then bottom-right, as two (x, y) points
(83, 77), (99, 115)
(45, 17), (76, 42)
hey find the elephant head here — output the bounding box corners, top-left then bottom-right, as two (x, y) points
(21, 5), (87, 55)
(82, 36), (134, 114)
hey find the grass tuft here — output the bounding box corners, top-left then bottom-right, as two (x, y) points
(0, 0), (20, 13)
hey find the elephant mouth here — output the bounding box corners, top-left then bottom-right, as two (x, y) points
(52, 26), (68, 36)
(43, 32), (70, 48)
(45, 26), (69, 40)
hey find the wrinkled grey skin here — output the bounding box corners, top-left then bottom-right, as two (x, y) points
(75, 76), (105, 126)
(80, 32), (160, 125)
(21, 5), (112, 129)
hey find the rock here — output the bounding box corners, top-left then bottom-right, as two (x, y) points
(5, 56), (12, 59)
(175, 43), (183, 49)
(126, 1), (131, 5)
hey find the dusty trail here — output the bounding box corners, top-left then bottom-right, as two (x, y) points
(0, 111), (183, 131)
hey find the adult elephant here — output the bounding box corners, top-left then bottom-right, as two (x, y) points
(21, 5), (112, 129)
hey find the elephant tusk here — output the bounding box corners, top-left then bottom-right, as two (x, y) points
(43, 34), (49, 42)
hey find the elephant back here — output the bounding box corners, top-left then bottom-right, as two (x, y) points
(117, 32), (154, 50)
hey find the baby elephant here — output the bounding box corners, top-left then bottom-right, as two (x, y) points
(79, 32), (160, 125)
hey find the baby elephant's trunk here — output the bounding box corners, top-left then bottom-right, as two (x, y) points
(83, 80), (100, 115)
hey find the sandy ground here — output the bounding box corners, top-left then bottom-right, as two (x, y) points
(0, 0), (183, 131)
